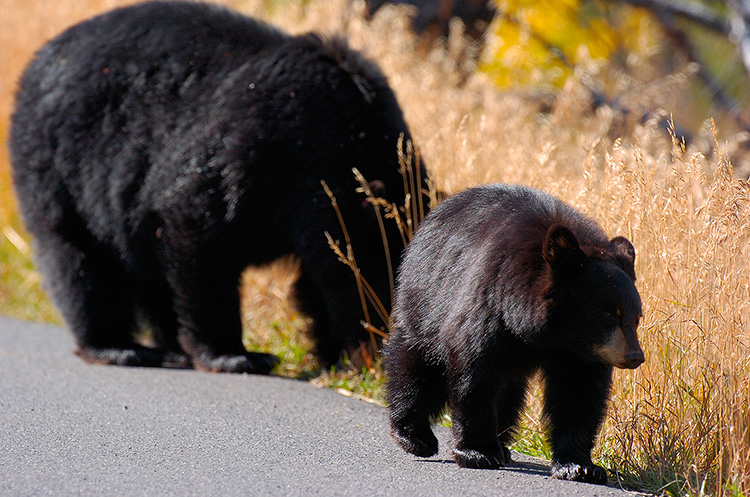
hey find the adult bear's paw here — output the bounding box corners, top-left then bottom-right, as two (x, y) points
(76, 345), (189, 368)
(193, 351), (279, 374)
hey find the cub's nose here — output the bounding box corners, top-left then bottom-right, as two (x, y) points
(625, 350), (645, 369)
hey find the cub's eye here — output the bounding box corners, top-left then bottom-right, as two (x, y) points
(602, 308), (621, 321)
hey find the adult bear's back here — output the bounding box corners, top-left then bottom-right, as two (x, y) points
(9, 2), (290, 234)
(11, 0), (412, 251)
(10, 1), (423, 367)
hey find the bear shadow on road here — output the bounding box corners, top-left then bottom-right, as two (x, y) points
(416, 456), (550, 478)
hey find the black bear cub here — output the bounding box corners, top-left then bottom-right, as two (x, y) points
(385, 184), (644, 484)
(10, 1), (424, 372)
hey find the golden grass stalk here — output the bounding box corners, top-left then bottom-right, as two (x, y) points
(322, 179), (386, 363)
(589, 127), (750, 495)
(353, 167), (395, 297)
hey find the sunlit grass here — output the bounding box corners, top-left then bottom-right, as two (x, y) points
(312, 363), (387, 405)
(239, 257), (321, 379)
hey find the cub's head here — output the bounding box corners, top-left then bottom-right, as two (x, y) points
(543, 224), (645, 369)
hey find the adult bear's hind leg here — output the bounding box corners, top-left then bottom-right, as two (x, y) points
(293, 269), (344, 367)
(136, 277), (192, 369)
(167, 258), (278, 374)
(33, 232), (161, 367)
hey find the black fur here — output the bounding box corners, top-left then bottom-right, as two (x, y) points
(384, 184), (644, 484)
(10, 1), (424, 372)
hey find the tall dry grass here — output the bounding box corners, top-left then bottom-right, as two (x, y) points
(2, 0), (749, 494)
(271, 3), (750, 494)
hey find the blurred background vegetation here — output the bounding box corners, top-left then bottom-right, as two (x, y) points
(378, 0), (750, 155)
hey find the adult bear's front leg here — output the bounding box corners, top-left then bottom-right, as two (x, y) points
(164, 247), (278, 375)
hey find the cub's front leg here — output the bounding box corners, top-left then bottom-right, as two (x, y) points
(541, 357), (614, 484)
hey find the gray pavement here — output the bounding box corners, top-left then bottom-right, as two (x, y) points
(0, 316), (646, 496)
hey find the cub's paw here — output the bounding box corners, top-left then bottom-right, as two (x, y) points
(193, 351), (279, 374)
(551, 462), (608, 484)
(391, 423), (438, 458)
(453, 447), (506, 469)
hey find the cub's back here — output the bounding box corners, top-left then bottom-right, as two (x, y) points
(392, 184), (610, 335)
(398, 184), (607, 280)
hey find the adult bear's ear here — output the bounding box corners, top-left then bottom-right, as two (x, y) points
(610, 236), (637, 281)
(543, 224), (585, 273)
(360, 179), (389, 210)
(367, 179), (387, 198)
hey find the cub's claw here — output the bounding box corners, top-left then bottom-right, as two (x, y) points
(551, 462), (608, 484)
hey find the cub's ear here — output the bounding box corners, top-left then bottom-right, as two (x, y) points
(611, 236), (635, 263)
(611, 236), (637, 280)
(543, 224), (585, 273)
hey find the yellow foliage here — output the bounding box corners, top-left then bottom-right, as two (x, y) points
(484, 0), (662, 88)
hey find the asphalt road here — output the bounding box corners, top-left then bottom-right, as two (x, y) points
(0, 316), (646, 496)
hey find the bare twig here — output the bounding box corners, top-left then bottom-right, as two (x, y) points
(618, 0), (729, 34)
(727, 0), (750, 77)
(650, 5), (749, 129)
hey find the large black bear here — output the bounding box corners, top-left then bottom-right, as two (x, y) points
(384, 184), (644, 484)
(10, 1), (425, 372)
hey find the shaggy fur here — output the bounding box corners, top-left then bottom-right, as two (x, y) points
(384, 184), (644, 484)
(10, 1), (424, 372)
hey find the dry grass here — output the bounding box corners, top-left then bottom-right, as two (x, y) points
(2, 0), (749, 495)
(271, 3), (750, 494)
